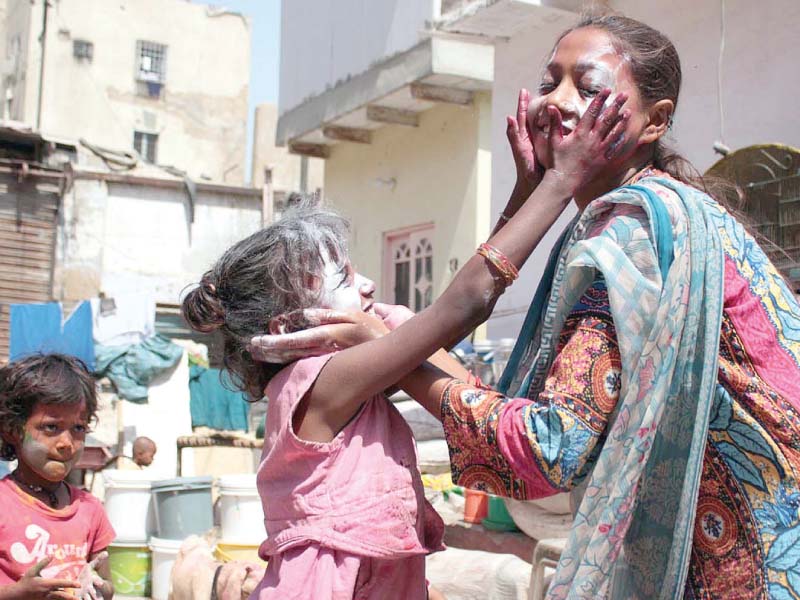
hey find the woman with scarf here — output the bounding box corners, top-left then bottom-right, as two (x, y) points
(247, 14), (800, 599)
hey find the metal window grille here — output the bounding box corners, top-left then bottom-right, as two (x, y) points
(73, 40), (93, 61)
(136, 40), (167, 83)
(385, 227), (434, 311)
(133, 131), (158, 164)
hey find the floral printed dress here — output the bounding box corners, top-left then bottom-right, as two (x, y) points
(441, 173), (800, 599)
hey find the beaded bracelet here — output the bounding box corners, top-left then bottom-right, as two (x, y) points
(476, 242), (519, 286)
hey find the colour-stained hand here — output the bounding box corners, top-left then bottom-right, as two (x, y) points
(76, 552), (110, 600)
(0, 557), (79, 600)
(507, 88), (547, 196)
(544, 88), (630, 196)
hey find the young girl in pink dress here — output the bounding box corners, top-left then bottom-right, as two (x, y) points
(182, 203), (464, 599)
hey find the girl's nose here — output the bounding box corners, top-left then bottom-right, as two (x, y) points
(546, 86), (579, 123)
(55, 431), (76, 454)
(356, 274), (376, 297)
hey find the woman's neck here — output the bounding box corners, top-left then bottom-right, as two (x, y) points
(573, 149), (655, 211)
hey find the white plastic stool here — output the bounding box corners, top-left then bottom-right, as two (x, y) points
(529, 538), (566, 600)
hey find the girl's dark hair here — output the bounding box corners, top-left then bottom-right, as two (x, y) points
(559, 13), (742, 211)
(0, 353), (98, 461)
(181, 200), (351, 400)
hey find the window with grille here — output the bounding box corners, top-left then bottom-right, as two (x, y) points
(136, 41), (167, 83)
(133, 131), (158, 164)
(384, 225), (434, 311)
(73, 40), (93, 61)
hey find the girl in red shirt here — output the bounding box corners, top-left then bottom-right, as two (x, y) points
(0, 354), (115, 600)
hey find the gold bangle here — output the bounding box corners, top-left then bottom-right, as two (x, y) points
(476, 243), (519, 286)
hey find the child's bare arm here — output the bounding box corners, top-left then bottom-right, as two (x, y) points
(396, 360), (457, 420)
(293, 307), (470, 441)
(298, 175), (571, 441)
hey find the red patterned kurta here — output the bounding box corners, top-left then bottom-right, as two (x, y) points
(442, 273), (800, 599)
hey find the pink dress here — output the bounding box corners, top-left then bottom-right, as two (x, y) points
(250, 354), (444, 600)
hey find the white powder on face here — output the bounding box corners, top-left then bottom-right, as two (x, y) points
(318, 247), (362, 312)
(537, 39), (627, 126)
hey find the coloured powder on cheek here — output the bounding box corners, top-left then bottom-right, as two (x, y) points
(540, 38), (627, 122)
(18, 429), (53, 472)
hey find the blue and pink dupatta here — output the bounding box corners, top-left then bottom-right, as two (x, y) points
(499, 177), (725, 598)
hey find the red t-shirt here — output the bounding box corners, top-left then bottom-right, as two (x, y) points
(0, 476), (116, 584)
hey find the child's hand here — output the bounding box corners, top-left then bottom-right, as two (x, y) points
(507, 88), (546, 196)
(544, 88), (630, 197)
(76, 552), (109, 600)
(249, 309), (389, 363)
(0, 557), (79, 600)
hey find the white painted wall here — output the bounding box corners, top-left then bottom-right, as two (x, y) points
(613, 0), (800, 167)
(2, 0), (33, 121)
(3, 0), (250, 183)
(278, 0), (438, 115)
(56, 179), (263, 304)
(487, 0), (800, 339)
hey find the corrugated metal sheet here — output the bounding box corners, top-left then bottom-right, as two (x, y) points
(0, 175), (60, 362)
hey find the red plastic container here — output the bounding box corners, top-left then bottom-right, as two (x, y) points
(463, 489), (489, 523)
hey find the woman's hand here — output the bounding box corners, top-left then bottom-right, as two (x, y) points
(545, 88), (630, 197)
(372, 302), (415, 330)
(248, 308), (390, 363)
(507, 89), (547, 197)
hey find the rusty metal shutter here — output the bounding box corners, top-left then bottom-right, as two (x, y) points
(0, 175), (60, 362)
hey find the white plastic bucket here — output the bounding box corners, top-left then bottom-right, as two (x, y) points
(217, 474), (265, 544)
(103, 469), (155, 543)
(149, 536), (183, 600)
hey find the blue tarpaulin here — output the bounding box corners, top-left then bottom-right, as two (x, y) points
(9, 301), (95, 369)
(189, 365), (250, 431)
(95, 334), (183, 402)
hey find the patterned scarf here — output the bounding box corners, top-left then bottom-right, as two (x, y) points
(499, 177), (725, 598)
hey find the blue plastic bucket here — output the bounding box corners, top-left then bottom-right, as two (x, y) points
(151, 476), (213, 540)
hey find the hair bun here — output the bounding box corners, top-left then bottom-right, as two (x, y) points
(182, 273), (226, 333)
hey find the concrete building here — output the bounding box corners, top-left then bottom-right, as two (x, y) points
(251, 102), (324, 206)
(56, 167), (264, 307)
(278, 0), (494, 320)
(0, 0), (250, 184)
(0, 122), (265, 361)
(278, 0), (800, 339)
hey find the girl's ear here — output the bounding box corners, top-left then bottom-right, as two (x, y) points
(268, 317), (285, 335)
(1, 426), (21, 449)
(638, 99), (674, 145)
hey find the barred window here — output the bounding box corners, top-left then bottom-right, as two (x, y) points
(136, 41), (167, 83)
(385, 226), (434, 311)
(73, 40), (93, 62)
(133, 131), (158, 164)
